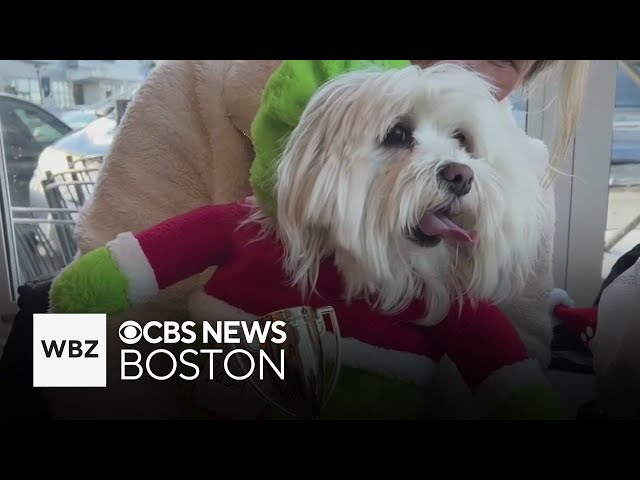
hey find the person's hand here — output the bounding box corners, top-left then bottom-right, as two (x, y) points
(592, 259), (640, 418)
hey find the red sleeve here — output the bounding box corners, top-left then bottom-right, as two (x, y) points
(135, 202), (248, 289)
(428, 300), (529, 390)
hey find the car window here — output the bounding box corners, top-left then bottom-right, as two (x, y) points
(1, 99), (70, 145)
(0, 97), (72, 208)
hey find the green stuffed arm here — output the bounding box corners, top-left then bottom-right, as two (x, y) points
(48, 201), (246, 315)
(49, 246), (131, 314)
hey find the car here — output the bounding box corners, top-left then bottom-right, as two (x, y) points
(57, 93), (124, 131)
(28, 111), (117, 210)
(27, 89), (141, 210)
(0, 93), (73, 207)
(59, 109), (99, 130)
(1, 90), (129, 285)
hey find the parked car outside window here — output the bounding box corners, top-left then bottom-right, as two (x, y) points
(0, 93), (72, 207)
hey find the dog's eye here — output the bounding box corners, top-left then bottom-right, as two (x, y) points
(489, 60), (518, 70)
(383, 123), (414, 148)
(453, 130), (468, 149)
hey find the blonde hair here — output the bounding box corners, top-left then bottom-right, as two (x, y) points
(523, 60), (591, 187)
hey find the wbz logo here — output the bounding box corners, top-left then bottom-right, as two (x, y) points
(41, 339), (99, 358)
(33, 314), (106, 387)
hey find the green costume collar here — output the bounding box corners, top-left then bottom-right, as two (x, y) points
(249, 60), (411, 216)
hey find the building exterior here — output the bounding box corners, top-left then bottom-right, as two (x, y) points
(0, 60), (154, 115)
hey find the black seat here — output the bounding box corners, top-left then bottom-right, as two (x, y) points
(0, 274), (56, 419)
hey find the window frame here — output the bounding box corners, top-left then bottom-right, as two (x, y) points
(0, 111), (19, 315)
(526, 60), (618, 306)
(0, 95), (73, 314)
(0, 96), (71, 143)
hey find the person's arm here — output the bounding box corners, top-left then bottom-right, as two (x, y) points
(429, 300), (569, 419)
(555, 255), (640, 418)
(49, 202), (246, 314)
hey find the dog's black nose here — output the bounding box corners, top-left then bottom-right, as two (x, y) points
(439, 163), (474, 196)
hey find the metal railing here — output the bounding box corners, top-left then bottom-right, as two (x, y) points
(12, 155), (103, 284)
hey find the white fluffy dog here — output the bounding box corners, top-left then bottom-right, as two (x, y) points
(252, 63), (551, 329)
(45, 62), (556, 419)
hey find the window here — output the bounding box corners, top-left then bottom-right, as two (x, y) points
(602, 62), (640, 278)
(0, 60), (151, 300)
(9, 78), (42, 104)
(10, 79), (29, 100)
(541, 61), (640, 306)
(14, 108), (65, 143)
(51, 81), (73, 110)
(30, 79), (42, 105)
(512, 61), (620, 307)
(0, 97), (71, 207)
(72, 83), (84, 106)
(540, 61), (619, 307)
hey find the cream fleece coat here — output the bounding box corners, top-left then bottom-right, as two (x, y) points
(76, 60), (282, 323)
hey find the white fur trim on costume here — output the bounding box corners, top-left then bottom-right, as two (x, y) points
(321, 333), (436, 387)
(474, 359), (549, 411)
(548, 288), (576, 327)
(188, 289), (259, 323)
(107, 232), (159, 304)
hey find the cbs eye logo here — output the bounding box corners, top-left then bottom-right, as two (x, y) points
(119, 320), (142, 345)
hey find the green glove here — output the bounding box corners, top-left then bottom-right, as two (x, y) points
(49, 246), (131, 314)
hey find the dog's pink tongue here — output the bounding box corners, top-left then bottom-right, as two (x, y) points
(419, 212), (476, 245)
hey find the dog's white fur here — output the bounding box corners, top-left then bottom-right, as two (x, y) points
(248, 63), (551, 327)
